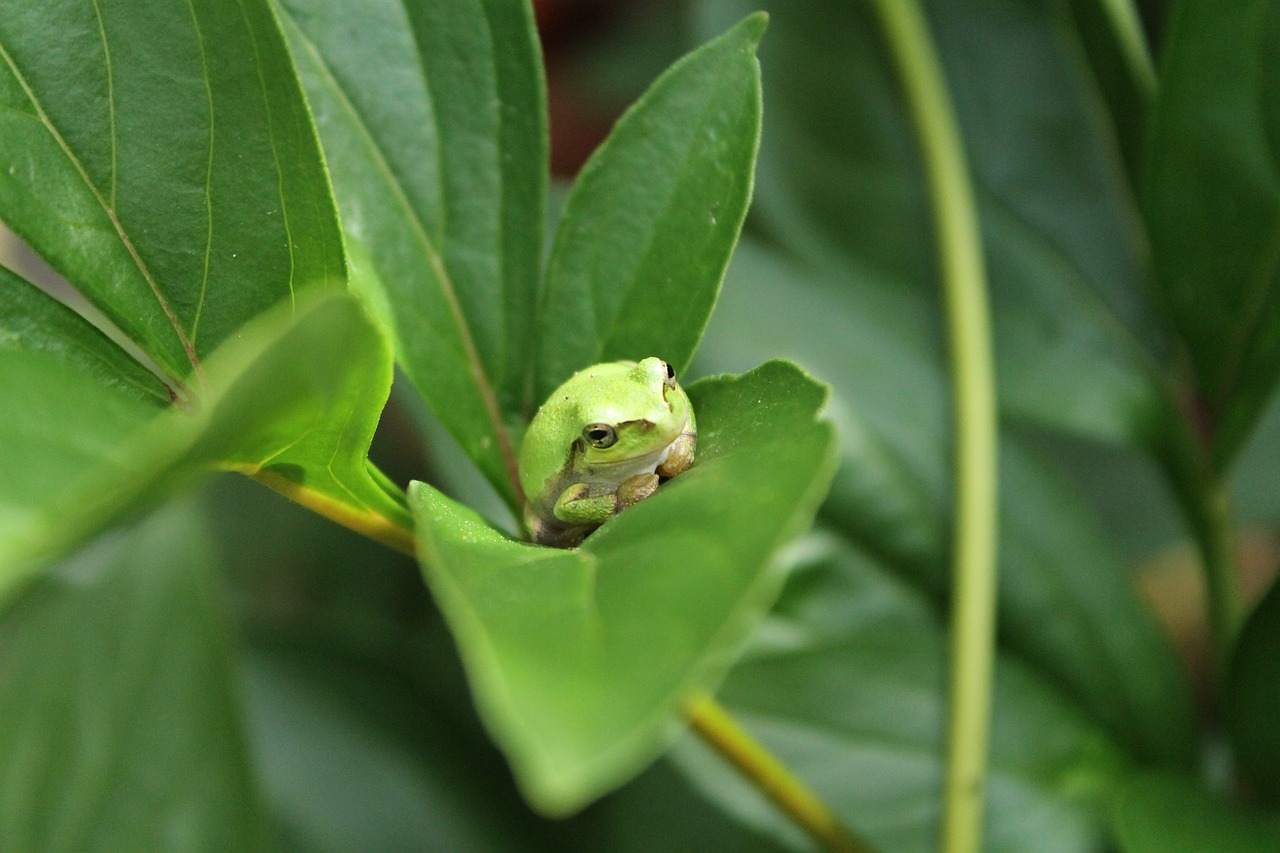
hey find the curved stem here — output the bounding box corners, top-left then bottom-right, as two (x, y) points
(866, 2), (999, 852)
(683, 693), (875, 853)
(1097, 0), (1156, 101)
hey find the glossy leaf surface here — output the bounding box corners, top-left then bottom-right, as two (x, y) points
(277, 0), (547, 502)
(0, 502), (265, 852)
(412, 361), (837, 814)
(534, 14), (764, 401)
(0, 0), (344, 383)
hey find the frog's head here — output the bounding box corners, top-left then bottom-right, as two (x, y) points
(574, 357), (692, 469)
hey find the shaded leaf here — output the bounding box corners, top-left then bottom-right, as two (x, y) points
(0, 0), (343, 383)
(411, 360), (837, 814)
(1226, 575), (1280, 806)
(698, 0), (1165, 449)
(698, 238), (1197, 767)
(277, 0), (546, 503)
(533, 13), (764, 401)
(1114, 774), (1280, 853)
(1142, 0), (1280, 467)
(0, 501), (265, 852)
(671, 533), (1128, 853)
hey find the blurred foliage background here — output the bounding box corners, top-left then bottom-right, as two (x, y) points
(4, 0), (1280, 850)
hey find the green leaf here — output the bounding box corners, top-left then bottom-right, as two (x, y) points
(1114, 774), (1280, 853)
(670, 533), (1128, 853)
(277, 0), (547, 504)
(1226, 575), (1280, 806)
(1142, 0), (1280, 467)
(0, 269), (169, 568)
(533, 14), (765, 402)
(0, 0), (344, 384)
(698, 237), (1197, 766)
(411, 360), (837, 814)
(0, 292), (402, 603)
(697, 0), (1165, 449)
(0, 500), (266, 852)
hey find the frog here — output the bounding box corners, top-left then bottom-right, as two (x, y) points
(519, 357), (697, 547)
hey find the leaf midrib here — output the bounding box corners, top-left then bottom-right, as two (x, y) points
(277, 4), (523, 502)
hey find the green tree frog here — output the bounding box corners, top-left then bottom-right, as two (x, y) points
(520, 357), (697, 547)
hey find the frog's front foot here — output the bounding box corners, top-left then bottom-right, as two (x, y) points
(617, 473), (659, 508)
(656, 431), (696, 478)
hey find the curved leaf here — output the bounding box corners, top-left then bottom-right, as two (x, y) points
(0, 0), (344, 383)
(1142, 0), (1280, 468)
(1225, 575), (1280, 805)
(0, 292), (401, 602)
(670, 533), (1128, 853)
(533, 14), (765, 401)
(411, 360), (837, 814)
(276, 0), (547, 503)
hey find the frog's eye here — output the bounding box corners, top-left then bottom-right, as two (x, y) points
(663, 361), (677, 388)
(583, 423), (618, 449)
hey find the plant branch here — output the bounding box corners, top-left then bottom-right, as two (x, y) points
(866, 2), (999, 852)
(683, 692), (875, 853)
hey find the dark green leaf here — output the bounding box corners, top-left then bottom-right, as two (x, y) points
(1226, 575), (1280, 806)
(277, 0), (546, 503)
(698, 0), (1165, 449)
(1142, 0), (1280, 467)
(533, 14), (765, 401)
(0, 0), (344, 383)
(0, 501), (266, 852)
(671, 533), (1128, 853)
(1114, 774), (1280, 853)
(698, 238), (1197, 766)
(411, 360), (837, 814)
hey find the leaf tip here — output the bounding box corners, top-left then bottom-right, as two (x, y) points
(734, 11), (769, 49)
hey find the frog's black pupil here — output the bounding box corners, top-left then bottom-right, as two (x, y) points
(665, 362), (675, 379)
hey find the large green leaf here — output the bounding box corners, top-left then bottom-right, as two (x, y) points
(698, 238), (1196, 767)
(697, 0), (1166, 449)
(1114, 774), (1280, 853)
(0, 292), (401, 603)
(276, 0), (547, 503)
(411, 361), (838, 814)
(670, 533), (1128, 853)
(533, 14), (764, 402)
(0, 269), (168, 568)
(0, 0), (344, 385)
(1225, 575), (1280, 806)
(0, 501), (265, 852)
(1142, 0), (1280, 467)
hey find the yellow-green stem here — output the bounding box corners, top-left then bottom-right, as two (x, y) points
(865, 2), (999, 852)
(1097, 0), (1156, 100)
(683, 693), (875, 853)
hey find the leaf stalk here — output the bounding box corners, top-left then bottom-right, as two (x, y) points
(865, 1), (1000, 852)
(683, 692), (874, 853)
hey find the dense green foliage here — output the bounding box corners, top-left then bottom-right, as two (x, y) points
(2, 0), (1279, 851)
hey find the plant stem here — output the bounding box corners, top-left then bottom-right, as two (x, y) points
(683, 692), (875, 853)
(866, 2), (999, 853)
(1199, 477), (1242, 670)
